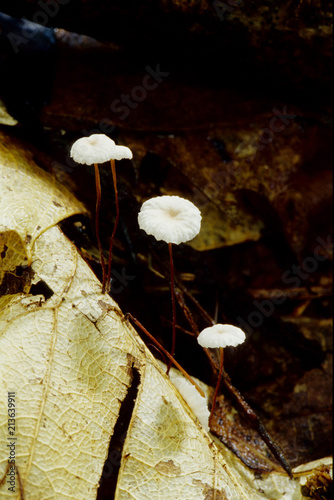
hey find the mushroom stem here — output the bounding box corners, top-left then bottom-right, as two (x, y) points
(125, 313), (205, 398)
(209, 347), (224, 427)
(175, 288), (199, 336)
(221, 370), (293, 478)
(178, 282), (216, 326)
(167, 242), (176, 375)
(105, 159), (119, 293)
(94, 163), (107, 291)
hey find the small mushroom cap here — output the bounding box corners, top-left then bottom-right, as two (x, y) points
(197, 324), (246, 348)
(111, 144), (133, 161)
(170, 373), (210, 432)
(70, 134), (132, 165)
(138, 195), (201, 245)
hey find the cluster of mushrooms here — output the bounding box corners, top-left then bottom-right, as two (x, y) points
(70, 133), (247, 432)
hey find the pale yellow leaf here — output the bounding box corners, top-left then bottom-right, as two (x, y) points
(0, 99), (17, 126)
(0, 128), (87, 268)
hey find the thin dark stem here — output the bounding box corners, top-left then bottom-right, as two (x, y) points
(177, 281), (216, 326)
(94, 163), (106, 292)
(167, 242), (176, 375)
(174, 288), (219, 375)
(175, 283), (293, 477)
(147, 344), (168, 367)
(124, 313), (205, 398)
(175, 288), (199, 336)
(221, 370), (293, 478)
(105, 159), (119, 293)
(209, 347), (224, 427)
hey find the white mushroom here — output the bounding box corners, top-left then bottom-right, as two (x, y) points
(70, 133), (133, 293)
(197, 324), (246, 348)
(138, 195), (202, 374)
(138, 195), (201, 245)
(70, 134), (132, 165)
(197, 324), (246, 427)
(70, 134), (117, 165)
(110, 144), (133, 161)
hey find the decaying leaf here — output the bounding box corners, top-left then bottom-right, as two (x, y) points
(0, 131), (332, 499)
(0, 129), (87, 267)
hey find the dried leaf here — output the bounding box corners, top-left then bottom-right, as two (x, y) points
(0, 98), (17, 126)
(0, 129), (87, 267)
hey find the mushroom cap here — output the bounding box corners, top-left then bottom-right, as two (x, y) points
(138, 195), (201, 245)
(170, 373), (209, 432)
(70, 134), (132, 165)
(111, 144), (133, 161)
(197, 324), (246, 348)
